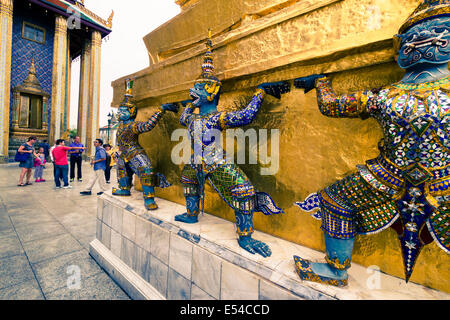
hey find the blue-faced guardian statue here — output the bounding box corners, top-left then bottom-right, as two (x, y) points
(293, 0), (450, 287)
(113, 79), (178, 210)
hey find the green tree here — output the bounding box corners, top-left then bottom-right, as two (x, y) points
(69, 129), (78, 139)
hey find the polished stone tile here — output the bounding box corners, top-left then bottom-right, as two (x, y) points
(191, 284), (216, 300)
(96, 218), (102, 240)
(57, 212), (93, 228)
(0, 227), (15, 239)
(192, 246), (222, 299)
(66, 220), (97, 249)
(149, 255), (168, 298)
(169, 234), (193, 280)
(110, 205), (123, 233)
(15, 221), (67, 244)
(97, 198), (103, 220)
(135, 216), (152, 252)
(3, 207), (38, 217)
(45, 272), (130, 300)
(0, 217), (13, 232)
(0, 279), (44, 300)
(101, 223), (111, 249)
(259, 279), (303, 300)
(167, 268), (191, 300)
(135, 246), (151, 283)
(122, 210), (136, 242)
(121, 237), (137, 271)
(221, 260), (259, 300)
(110, 229), (122, 258)
(150, 224), (170, 265)
(10, 212), (55, 228)
(0, 254), (35, 290)
(102, 201), (112, 227)
(22, 233), (84, 264)
(32, 250), (103, 295)
(0, 234), (24, 259)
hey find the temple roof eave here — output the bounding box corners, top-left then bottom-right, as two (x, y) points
(27, 0), (112, 37)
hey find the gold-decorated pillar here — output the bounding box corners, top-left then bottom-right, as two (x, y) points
(0, 0), (13, 161)
(65, 38), (71, 133)
(50, 15), (68, 145)
(86, 30), (101, 156)
(77, 38), (91, 150)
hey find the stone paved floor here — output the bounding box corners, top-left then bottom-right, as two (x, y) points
(0, 163), (130, 300)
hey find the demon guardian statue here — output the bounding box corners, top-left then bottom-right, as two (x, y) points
(164, 33), (290, 257)
(293, 0), (450, 287)
(112, 79), (178, 210)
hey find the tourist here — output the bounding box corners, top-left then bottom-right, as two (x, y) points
(69, 136), (85, 182)
(38, 140), (50, 161)
(80, 139), (108, 196)
(104, 144), (113, 184)
(49, 142), (58, 183)
(52, 139), (86, 189)
(33, 147), (47, 183)
(17, 136), (38, 187)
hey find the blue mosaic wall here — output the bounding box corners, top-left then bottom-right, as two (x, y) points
(10, 6), (55, 127)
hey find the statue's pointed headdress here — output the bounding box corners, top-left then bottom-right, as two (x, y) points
(195, 30), (221, 102)
(197, 30), (220, 83)
(125, 78), (134, 96)
(398, 0), (450, 34)
(121, 78), (137, 118)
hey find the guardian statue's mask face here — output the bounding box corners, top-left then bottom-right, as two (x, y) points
(118, 78), (137, 121)
(395, 17), (450, 69)
(189, 81), (221, 108)
(118, 105), (133, 121)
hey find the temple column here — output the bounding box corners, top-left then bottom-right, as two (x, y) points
(49, 15), (68, 145)
(65, 39), (71, 133)
(86, 30), (102, 156)
(0, 0), (13, 162)
(77, 39), (91, 152)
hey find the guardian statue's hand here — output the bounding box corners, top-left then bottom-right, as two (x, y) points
(179, 100), (194, 108)
(294, 74), (326, 93)
(257, 81), (291, 99)
(161, 103), (180, 113)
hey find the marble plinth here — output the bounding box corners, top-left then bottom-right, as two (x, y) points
(90, 191), (449, 300)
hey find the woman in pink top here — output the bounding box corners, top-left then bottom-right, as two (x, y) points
(52, 139), (85, 189)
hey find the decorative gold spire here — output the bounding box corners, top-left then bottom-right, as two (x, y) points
(107, 10), (114, 29)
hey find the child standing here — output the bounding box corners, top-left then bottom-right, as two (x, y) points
(34, 147), (47, 183)
(104, 144), (113, 184)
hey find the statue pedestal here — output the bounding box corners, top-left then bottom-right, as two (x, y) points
(90, 191), (449, 300)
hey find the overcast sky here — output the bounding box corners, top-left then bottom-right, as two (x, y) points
(69, 0), (181, 128)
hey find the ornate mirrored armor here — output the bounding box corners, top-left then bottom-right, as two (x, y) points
(294, 0), (450, 287)
(168, 32), (289, 257)
(112, 79), (177, 210)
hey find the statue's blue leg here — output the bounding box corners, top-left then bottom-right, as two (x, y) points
(294, 235), (354, 287)
(175, 165), (200, 224)
(235, 210), (272, 257)
(206, 164), (273, 258)
(112, 159), (132, 196)
(129, 153), (158, 210)
(175, 195), (200, 224)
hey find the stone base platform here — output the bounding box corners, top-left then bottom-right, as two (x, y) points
(90, 191), (449, 300)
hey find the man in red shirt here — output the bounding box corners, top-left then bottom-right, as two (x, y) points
(52, 139), (85, 189)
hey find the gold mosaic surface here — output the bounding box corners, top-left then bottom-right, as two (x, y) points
(114, 0), (449, 292)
